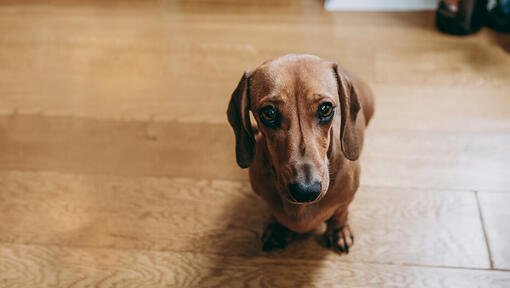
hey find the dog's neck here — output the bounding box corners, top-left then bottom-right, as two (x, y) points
(281, 200), (319, 219)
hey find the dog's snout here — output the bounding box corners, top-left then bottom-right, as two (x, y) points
(288, 181), (322, 203)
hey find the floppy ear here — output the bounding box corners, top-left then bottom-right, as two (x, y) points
(227, 71), (255, 168)
(332, 63), (362, 161)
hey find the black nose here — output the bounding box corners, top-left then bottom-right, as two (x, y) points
(288, 181), (322, 203)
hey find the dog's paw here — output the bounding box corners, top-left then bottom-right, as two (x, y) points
(325, 224), (354, 254)
(261, 222), (293, 252)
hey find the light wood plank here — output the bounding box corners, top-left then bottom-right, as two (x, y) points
(2, 115), (509, 190)
(0, 170), (490, 268)
(0, 244), (508, 288)
(0, 5), (508, 129)
(478, 192), (510, 270)
(375, 44), (510, 86)
(370, 84), (510, 132)
(0, 0), (509, 282)
(361, 130), (510, 191)
(0, 115), (245, 180)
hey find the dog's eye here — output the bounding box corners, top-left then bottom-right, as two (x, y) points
(318, 102), (334, 122)
(259, 106), (279, 128)
(261, 107), (276, 122)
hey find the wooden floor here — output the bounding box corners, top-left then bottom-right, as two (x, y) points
(1, 1), (510, 287)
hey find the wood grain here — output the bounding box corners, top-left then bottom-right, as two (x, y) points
(1, 244), (509, 288)
(1, 115), (509, 190)
(478, 192), (510, 270)
(0, 5), (509, 127)
(0, 0), (509, 285)
(370, 84), (510, 132)
(375, 44), (510, 86)
(0, 115), (245, 180)
(361, 130), (510, 191)
(0, 170), (490, 268)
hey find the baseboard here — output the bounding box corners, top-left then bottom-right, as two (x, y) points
(325, 0), (439, 11)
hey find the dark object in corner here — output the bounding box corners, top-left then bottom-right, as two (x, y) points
(487, 0), (510, 33)
(436, 0), (488, 35)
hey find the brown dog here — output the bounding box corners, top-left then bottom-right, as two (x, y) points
(227, 54), (374, 253)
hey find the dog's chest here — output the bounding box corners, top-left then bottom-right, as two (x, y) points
(274, 202), (338, 233)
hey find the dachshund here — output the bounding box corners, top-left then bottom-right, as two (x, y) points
(227, 54), (374, 253)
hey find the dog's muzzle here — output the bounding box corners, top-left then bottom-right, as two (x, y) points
(288, 181), (322, 203)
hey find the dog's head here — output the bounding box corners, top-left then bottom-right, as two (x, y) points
(227, 54), (361, 204)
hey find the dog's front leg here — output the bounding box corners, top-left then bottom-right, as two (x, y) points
(325, 209), (354, 254)
(261, 217), (296, 252)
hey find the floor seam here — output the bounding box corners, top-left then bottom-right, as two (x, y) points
(1, 241), (509, 273)
(475, 190), (495, 269)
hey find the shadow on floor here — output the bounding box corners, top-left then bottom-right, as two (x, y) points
(194, 186), (337, 287)
(487, 29), (510, 52)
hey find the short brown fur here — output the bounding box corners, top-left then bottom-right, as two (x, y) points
(227, 54), (374, 252)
